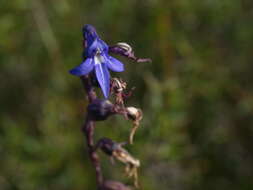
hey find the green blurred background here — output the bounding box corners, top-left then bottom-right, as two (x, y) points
(1, 0), (253, 189)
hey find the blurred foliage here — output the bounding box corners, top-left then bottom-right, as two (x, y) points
(1, 0), (253, 189)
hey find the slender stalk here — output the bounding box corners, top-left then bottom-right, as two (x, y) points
(82, 118), (103, 186)
(80, 75), (103, 188)
(81, 75), (97, 102)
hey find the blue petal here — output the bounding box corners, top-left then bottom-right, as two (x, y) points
(106, 55), (124, 72)
(98, 38), (109, 52)
(86, 39), (109, 57)
(95, 63), (110, 98)
(69, 58), (94, 76)
(87, 39), (99, 56)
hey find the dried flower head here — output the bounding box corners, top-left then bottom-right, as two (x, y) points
(111, 78), (127, 94)
(110, 78), (129, 105)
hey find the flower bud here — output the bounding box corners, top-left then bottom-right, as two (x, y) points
(96, 138), (115, 156)
(87, 99), (114, 121)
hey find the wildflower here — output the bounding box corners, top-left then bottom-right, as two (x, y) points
(70, 25), (124, 98)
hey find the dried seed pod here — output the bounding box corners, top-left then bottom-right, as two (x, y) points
(112, 146), (140, 168)
(111, 144), (140, 188)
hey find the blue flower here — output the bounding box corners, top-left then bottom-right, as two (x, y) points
(70, 25), (124, 98)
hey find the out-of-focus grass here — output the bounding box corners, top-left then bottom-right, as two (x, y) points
(1, 0), (253, 189)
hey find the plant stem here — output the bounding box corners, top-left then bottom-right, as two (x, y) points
(80, 75), (103, 187)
